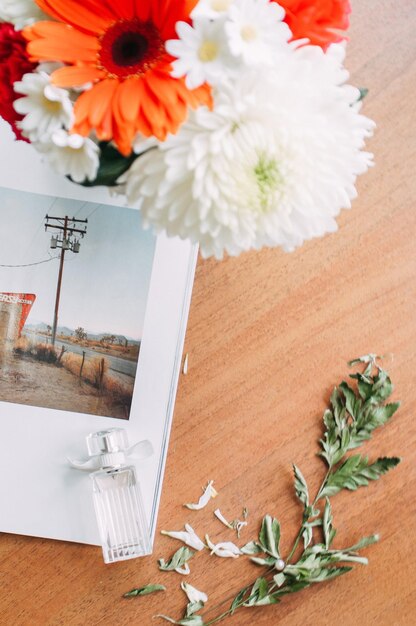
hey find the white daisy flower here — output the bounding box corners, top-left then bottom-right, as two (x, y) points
(37, 130), (100, 184)
(191, 0), (235, 20)
(161, 524), (206, 551)
(14, 72), (74, 143)
(225, 0), (292, 66)
(166, 18), (236, 89)
(0, 0), (46, 29)
(181, 582), (208, 604)
(184, 480), (218, 510)
(123, 44), (375, 259)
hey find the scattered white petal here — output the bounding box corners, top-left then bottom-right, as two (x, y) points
(205, 535), (242, 558)
(175, 563), (191, 576)
(235, 520), (248, 537)
(184, 481), (218, 510)
(181, 582), (208, 604)
(214, 509), (233, 529)
(214, 508), (248, 537)
(161, 524), (206, 551)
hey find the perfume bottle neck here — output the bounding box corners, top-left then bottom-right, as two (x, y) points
(99, 451), (127, 469)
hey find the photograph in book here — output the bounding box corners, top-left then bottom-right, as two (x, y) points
(0, 186), (156, 420)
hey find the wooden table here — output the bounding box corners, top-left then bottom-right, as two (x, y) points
(1, 1), (416, 624)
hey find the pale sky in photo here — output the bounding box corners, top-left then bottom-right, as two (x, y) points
(0, 187), (156, 340)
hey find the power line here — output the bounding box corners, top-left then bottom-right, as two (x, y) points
(0, 256), (60, 268)
(74, 200), (89, 218)
(85, 204), (102, 220)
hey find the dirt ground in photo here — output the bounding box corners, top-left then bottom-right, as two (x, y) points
(0, 352), (128, 419)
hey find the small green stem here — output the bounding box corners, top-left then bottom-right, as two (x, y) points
(314, 468), (331, 503)
(286, 526), (303, 563)
(287, 467), (332, 564)
(201, 568), (275, 624)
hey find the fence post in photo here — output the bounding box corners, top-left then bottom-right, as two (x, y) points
(80, 351), (86, 383)
(57, 345), (66, 364)
(99, 358), (105, 393)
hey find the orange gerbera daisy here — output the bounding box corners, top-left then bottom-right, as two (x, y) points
(24, 0), (212, 155)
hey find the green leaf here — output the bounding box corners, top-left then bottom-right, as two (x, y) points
(158, 547), (194, 572)
(293, 464), (309, 508)
(320, 357), (399, 468)
(123, 584), (166, 598)
(345, 534), (380, 552)
(230, 587), (249, 614)
(319, 456), (400, 498)
(302, 525), (313, 550)
(75, 142), (141, 188)
(244, 577), (277, 607)
(308, 566), (352, 582)
(250, 555), (278, 567)
(186, 602), (204, 618)
(259, 515), (281, 558)
(273, 580), (310, 597)
(273, 573), (286, 588)
(339, 382), (362, 419)
(323, 498), (336, 549)
(348, 354), (378, 368)
(241, 541), (262, 555)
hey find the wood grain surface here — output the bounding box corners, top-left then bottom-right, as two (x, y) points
(1, 1), (416, 624)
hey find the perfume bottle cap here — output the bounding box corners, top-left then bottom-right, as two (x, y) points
(87, 428), (129, 457)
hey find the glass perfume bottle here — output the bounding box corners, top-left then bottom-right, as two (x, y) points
(86, 428), (152, 564)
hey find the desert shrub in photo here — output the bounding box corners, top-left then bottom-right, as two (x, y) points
(61, 352), (83, 377)
(104, 375), (133, 416)
(88, 357), (108, 389)
(32, 343), (58, 364)
(13, 336), (32, 356)
(61, 353), (109, 389)
(14, 338), (57, 363)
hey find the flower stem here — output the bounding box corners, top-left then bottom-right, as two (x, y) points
(287, 467), (332, 564)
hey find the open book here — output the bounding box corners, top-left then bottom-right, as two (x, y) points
(0, 119), (197, 546)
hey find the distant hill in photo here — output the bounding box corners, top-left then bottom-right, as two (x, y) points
(24, 322), (140, 345)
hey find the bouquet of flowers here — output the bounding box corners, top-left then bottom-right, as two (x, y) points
(0, 0), (374, 259)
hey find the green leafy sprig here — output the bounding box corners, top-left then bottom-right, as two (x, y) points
(126, 356), (401, 625)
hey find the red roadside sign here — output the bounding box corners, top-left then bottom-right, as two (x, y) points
(0, 292), (36, 338)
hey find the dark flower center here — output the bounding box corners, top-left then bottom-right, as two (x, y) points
(112, 32), (149, 67)
(100, 20), (164, 79)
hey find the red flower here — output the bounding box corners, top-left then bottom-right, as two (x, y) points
(0, 23), (36, 142)
(276, 0), (351, 50)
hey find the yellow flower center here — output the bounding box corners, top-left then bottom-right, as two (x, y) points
(198, 40), (220, 63)
(211, 0), (232, 11)
(254, 155), (284, 212)
(43, 98), (63, 114)
(241, 25), (257, 42)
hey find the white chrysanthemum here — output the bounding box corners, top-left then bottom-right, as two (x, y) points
(166, 18), (236, 89)
(0, 0), (46, 29)
(37, 130), (100, 184)
(225, 0), (291, 65)
(191, 0), (235, 20)
(14, 72), (74, 143)
(124, 44), (375, 259)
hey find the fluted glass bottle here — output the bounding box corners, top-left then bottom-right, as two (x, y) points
(87, 429), (152, 564)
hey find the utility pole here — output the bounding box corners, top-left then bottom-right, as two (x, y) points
(45, 215), (88, 346)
